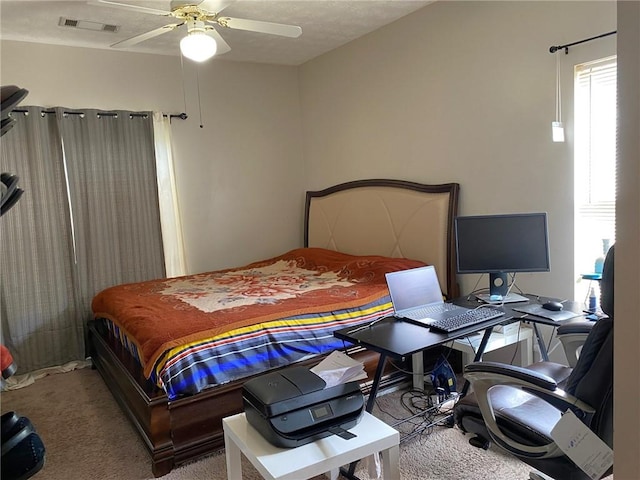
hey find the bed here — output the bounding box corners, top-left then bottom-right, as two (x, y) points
(88, 178), (460, 477)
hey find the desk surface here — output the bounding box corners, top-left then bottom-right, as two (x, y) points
(334, 295), (589, 359)
(334, 314), (508, 359)
(456, 294), (588, 327)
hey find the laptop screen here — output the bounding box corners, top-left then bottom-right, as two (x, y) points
(385, 266), (444, 312)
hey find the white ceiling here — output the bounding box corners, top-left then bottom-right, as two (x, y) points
(0, 0), (433, 66)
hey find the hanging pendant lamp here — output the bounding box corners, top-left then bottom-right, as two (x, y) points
(552, 51), (565, 142)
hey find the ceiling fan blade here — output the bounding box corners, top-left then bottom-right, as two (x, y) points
(88, 0), (171, 16)
(217, 17), (302, 38)
(111, 23), (182, 48)
(193, 0), (234, 14)
(207, 28), (231, 55)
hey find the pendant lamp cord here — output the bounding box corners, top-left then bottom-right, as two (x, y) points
(555, 52), (562, 123)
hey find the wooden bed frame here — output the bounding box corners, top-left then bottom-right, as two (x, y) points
(88, 179), (460, 477)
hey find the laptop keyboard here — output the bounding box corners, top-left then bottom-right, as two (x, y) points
(403, 303), (458, 320)
(428, 308), (505, 333)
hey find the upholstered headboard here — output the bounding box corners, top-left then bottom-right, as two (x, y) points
(304, 179), (460, 299)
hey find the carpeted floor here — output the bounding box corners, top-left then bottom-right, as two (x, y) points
(1, 366), (536, 479)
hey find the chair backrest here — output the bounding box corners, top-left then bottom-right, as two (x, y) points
(563, 244), (614, 448)
(600, 244), (614, 316)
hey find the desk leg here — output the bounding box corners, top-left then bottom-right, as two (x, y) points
(381, 444), (400, 480)
(411, 353), (424, 391)
(533, 323), (549, 361)
(366, 353), (388, 413)
(521, 333), (533, 366)
(224, 431), (243, 480)
(459, 326), (494, 398)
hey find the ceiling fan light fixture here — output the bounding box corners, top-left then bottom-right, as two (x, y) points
(180, 20), (217, 62)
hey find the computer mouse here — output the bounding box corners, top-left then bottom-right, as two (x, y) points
(542, 300), (563, 311)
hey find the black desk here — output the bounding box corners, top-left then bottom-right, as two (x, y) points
(334, 313), (510, 413)
(335, 294), (588, 413)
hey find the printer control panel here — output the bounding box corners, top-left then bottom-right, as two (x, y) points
(272, 393), (363, 435)
(310, 403), (333, 421)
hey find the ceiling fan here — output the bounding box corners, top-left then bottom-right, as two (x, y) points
(89, 0), (302, 62)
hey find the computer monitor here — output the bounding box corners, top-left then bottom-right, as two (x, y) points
(455, 212), (550, 300)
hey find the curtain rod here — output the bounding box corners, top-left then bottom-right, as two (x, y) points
(549, 30), (617, 54)
(11, 108), (188, 120)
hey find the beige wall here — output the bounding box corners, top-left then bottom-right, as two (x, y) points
(299, 0), (616, 301)
(0, 41), (304, 274)
(299, 1), (637, 475)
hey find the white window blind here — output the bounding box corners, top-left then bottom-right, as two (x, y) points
(574, 56), (616, 299)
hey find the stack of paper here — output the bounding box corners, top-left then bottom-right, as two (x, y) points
(310, 350), (367, 388)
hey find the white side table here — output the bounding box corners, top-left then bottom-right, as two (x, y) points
(222, 411), (400, 480)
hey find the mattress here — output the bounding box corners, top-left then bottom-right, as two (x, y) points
(93, 247), (426, 399)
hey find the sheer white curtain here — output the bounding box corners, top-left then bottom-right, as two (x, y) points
(152, 112), (187, 278)
(1, 107), (165, 374)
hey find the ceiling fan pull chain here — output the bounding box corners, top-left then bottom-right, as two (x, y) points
(180, 53), (188, 116)
(196, 64), (204, 129)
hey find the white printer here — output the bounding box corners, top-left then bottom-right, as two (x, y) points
(242, 366), (364, 448)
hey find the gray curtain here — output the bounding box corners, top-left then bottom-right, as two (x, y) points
(56, 108), (165, 307)
(0, 107), (165, 373)
(1, 107), (83, 370)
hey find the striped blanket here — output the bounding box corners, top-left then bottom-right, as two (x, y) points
(93, 248), (426, 399)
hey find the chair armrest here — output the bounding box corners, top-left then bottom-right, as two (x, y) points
(463, 361), (595, 459)
(557, 321), (594, 336)
(464, 361), (557, 390)
(556, 321), (594, 367)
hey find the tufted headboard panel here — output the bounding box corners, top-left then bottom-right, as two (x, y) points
(304, 179), (460, 299)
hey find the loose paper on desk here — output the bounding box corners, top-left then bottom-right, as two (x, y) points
(310, 351), (367, 388)
(550, 409), (613, 480)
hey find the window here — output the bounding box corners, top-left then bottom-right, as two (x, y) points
(574, 56), (616, 304)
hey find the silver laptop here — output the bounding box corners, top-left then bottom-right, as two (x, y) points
(385, 266), (470, 326)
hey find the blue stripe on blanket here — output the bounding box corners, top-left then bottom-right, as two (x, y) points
(158, 298), (392, 399)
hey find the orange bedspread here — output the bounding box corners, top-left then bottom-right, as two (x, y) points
(92, 247), (426, 377)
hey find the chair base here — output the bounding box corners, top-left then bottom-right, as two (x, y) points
(468, 435), (490, 450)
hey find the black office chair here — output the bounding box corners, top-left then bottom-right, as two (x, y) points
(453, 245), (614, 480)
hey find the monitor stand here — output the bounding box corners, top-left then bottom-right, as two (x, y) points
(476, 292), (529, 304)
(476, 272), (529, 304)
